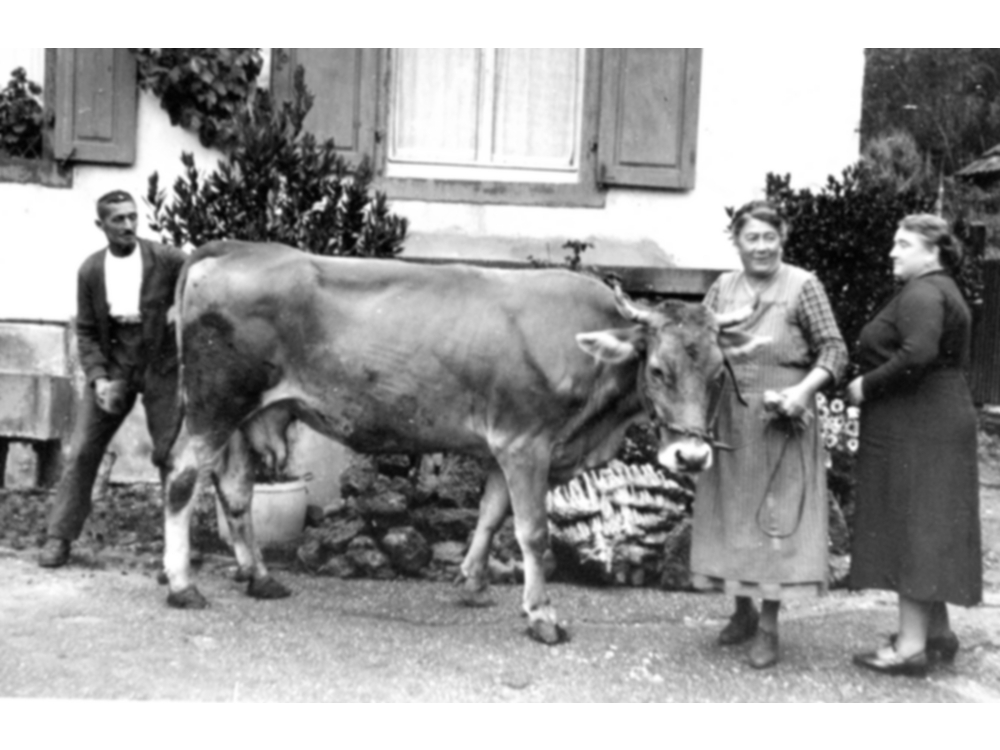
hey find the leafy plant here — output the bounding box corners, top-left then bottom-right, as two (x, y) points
(0, 67), (45, 159)
(132, 48), (264, 150)
(146, 66), (407, 258)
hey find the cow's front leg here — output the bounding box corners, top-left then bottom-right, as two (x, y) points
(216, 430), (290, 600)
(499, 446), (567, 645)
(163, 431), (207, 609)
(458, 465), (508, 607)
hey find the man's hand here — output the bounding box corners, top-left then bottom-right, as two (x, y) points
(94, 378), (127, 414)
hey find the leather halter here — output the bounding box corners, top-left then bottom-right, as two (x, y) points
(636, 358), (735, 452)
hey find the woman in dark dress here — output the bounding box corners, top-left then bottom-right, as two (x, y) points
(847, 214), (982, 677)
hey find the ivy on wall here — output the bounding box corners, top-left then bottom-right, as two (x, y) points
(132, 48), (264, 150)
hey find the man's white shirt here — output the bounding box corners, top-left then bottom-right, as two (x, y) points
(104, 245), (142, 319)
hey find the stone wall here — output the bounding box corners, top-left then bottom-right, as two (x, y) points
(296, 449), (697, 590)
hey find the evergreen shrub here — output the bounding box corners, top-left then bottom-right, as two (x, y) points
(145, 66), (407, 259)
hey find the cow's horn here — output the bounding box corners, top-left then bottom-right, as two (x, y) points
(614, 283), (653, 324)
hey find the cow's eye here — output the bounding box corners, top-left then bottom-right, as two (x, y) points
(649, 364), (675, 387)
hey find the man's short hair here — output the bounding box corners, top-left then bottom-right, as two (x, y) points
(96, 190), (136, 218)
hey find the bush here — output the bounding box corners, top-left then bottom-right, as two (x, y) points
(0, 67), (45, 159)
(146, 66), (407, 258)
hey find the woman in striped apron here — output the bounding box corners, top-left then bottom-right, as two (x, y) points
(692, 201), (848, 668)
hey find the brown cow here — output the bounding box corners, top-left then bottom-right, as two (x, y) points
(161, 241), (763, 643)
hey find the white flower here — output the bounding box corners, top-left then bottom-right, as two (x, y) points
(846, 406), (860, 420)
(847, 438), (859, 453)
(824, 435), (838, 449)
(830, 398), (845, 414)
(845, 421), (860, 437)
(816, 392), (828, 407)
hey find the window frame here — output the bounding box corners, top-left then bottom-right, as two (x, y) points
(270, 48), (702, 208)
(372, 48), (606, 208)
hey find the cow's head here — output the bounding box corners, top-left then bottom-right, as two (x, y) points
(576, 286), (766, 474)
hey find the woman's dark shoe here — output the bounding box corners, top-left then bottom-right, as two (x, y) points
(748, 629), (780, 669)
(853, 647), (929, 677)
(889, 632), (959, 664)
(38, 538), (71, 568)
(717, 608), (760, 646)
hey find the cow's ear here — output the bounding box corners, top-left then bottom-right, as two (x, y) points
(577, 327), (643, 364)
(719, 330), (771, 362)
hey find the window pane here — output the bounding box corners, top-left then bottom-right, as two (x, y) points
(493, 49), (582, 169)
(391, 49), (480, 164)
(388, 48), (584, 180)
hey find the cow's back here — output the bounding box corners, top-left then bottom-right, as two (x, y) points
(180, 241), (634, 459)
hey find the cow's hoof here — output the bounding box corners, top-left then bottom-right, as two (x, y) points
(527, 622), (569, 646)
(526, 619), (569, 645)
(247, 575), (292, 600)
(456, 586), (496, 609)
(232, 567), (253, 583)
(166, 586), (208, 609)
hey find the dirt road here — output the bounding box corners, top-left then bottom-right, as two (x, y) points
(2, 474), (999, 703)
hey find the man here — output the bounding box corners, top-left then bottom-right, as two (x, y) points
(38, 190), (187, 568)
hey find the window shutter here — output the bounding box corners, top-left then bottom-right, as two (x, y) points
(53, 48), (137, 164)
(597, 48), (701, 189)
(272, 49), (378, 166)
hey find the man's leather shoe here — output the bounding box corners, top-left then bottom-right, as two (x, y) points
(853, 647), (928, 677)
(718, 608), (759, 646)
(38, 538), (70, 568)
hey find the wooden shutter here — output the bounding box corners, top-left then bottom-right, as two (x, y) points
(271, 48), (378, 166)
(53, 48), (137, 164)
(598, 48), (701, 189)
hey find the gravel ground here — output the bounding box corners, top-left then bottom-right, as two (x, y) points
(1, 442), (999, 706)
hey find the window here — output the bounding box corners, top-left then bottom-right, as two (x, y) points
(387, 48), (586, 184)
(0, 48), (138, 188)
(273, 48), (702, 207)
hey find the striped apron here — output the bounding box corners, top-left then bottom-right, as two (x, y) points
(690, 265), (828, 599)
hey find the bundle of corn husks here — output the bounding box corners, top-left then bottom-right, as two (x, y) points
(546, 460), (692, 585)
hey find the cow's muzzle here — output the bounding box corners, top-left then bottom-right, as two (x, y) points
(659, 438), (713, 474)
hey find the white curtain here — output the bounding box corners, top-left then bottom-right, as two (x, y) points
(493, 49), (581, 168)
(392, 48), (480, 164)
(390, 48), (582, 171)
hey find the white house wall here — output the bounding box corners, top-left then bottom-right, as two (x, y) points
(2, 47), (863, 321)
(0, 90), (220, 322)
(399, 46), (865, 270)
(0, 47), (864, 490)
